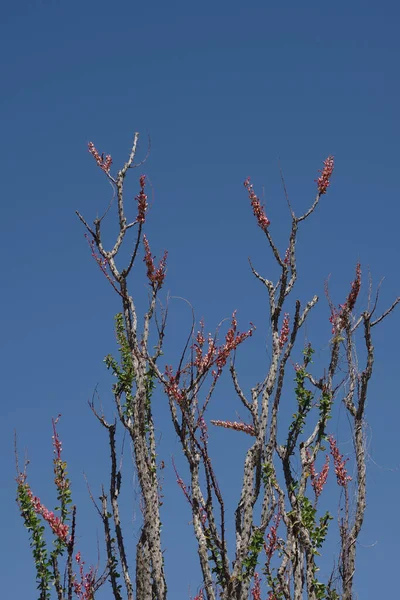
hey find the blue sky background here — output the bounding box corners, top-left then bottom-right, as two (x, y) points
(1, 1), (399, 598)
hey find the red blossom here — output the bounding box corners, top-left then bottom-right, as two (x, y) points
(210, 419), (255, 436)
(284, 248), (290, 265)
(88, 142), (112, 173)
(198, 416), (209, 444)
(307, 452), (330, 497)
(329, 263), (361, 334)
(192, 591), (204, 600)
(328, 436), (352, 487)
(192, 313), (253, 378)
(215, 312), (254, 375)
(316, 156), (334, 195)
(265, 512), (281, 564)
(164, 366), (185, 404)
(52, 415), (70, 493)
(135, 175), (148, 223)
(193, 323), (217, 373)
(73, 552), (96, 600)
(251, 573), (262, 600)
(344, 262), (361, 313)
(52, 415), (62, 461)
(143, 235), (168, 289)
(279, 313), (290, 349)
(244, 177), (270, 229)
(26, 489), (69, 541)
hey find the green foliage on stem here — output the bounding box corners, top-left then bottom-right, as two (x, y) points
(262, 462), (276, 487)
(286, 366), (314, 455)
(238, 528), (265, 582)
(292, 495), (332, 554)
(204, 530), (226, 586)
(104, 313), (135, 417)
(17, 483), (53, 600)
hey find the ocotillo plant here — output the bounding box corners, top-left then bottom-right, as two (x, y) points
(16, 135), (399, 600)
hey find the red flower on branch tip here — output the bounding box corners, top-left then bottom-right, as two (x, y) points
(251, 573), (262, 600)
(193, 312), (254, 379)
(316, 156), (334, 195)
(164, 366), (185, 404)
(25, 488), (69, 541)
(265, 512), (281, 564)
(136, 175), (148, 223)
(279, 313), (290, 349)
(328, 436), (352, 487)
(143, 235), (168, 289)
(307, 451), (330, 497)
(88, 141), (112, 173)
(73, 552), (96, 600)
(244, 177), (270, 229)
(210, 419), (255, 436)
(329, 263), (361, 334)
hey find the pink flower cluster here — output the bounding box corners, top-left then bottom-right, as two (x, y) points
(316, 156), (334, 195)
(265, 512), (281, 564)
(193, 313), (254, 378)
(244, 177), (270, 229)
(216, 312), (254, 374)
(284, 248), (290, 265)
(135, 175), (148, 223)
(193, 591), (204, 600)
(143, 235), (168, 289)
(308, 453), (330, 497)
(164, 366), (185, 404)
(279, 313), (290, 349)
(52, 415), (70, 492)
(329, 436), (352, 487)
(329, 263), (361, 334)
(88, 142), (112, 173)
(52, 415), (62, 460)
(73, 552), (95, 600)
(210, 419), (255, 436)
(251, 573), (262, 600)
(26, 489), (69, 541)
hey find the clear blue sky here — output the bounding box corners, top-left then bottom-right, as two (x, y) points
(1, 1), (399, 598)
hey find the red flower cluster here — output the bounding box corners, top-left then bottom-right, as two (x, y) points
(193, 591), (204, 600)
(193, 313), (254, 378)
(284, 248), (290, 265)
(135, 175), (148, 223)
(329, 263), (361, 334)
(193, 322), (216, 373)
(88, 142), (112, 173)
(251, 573), (262, 600)
(265, 512), (281, 563)
(143, 235), (168, 289)
(52, 416), (70, 494)
(73, 552), (95, 600)
(164, 366), (185, 404)
(316, 156), (334, 195)
(329, 436), (352, 487)
(26, 489), (69, 541)
(279, 313), (290, 349)
(308, 453), (330, 497)
(210, 419), (255, 436)
(244, 177), (270, 229)
(344, 262), (361, 313)
(215, 312), (254, 374)
(52, 415), (62, 460)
